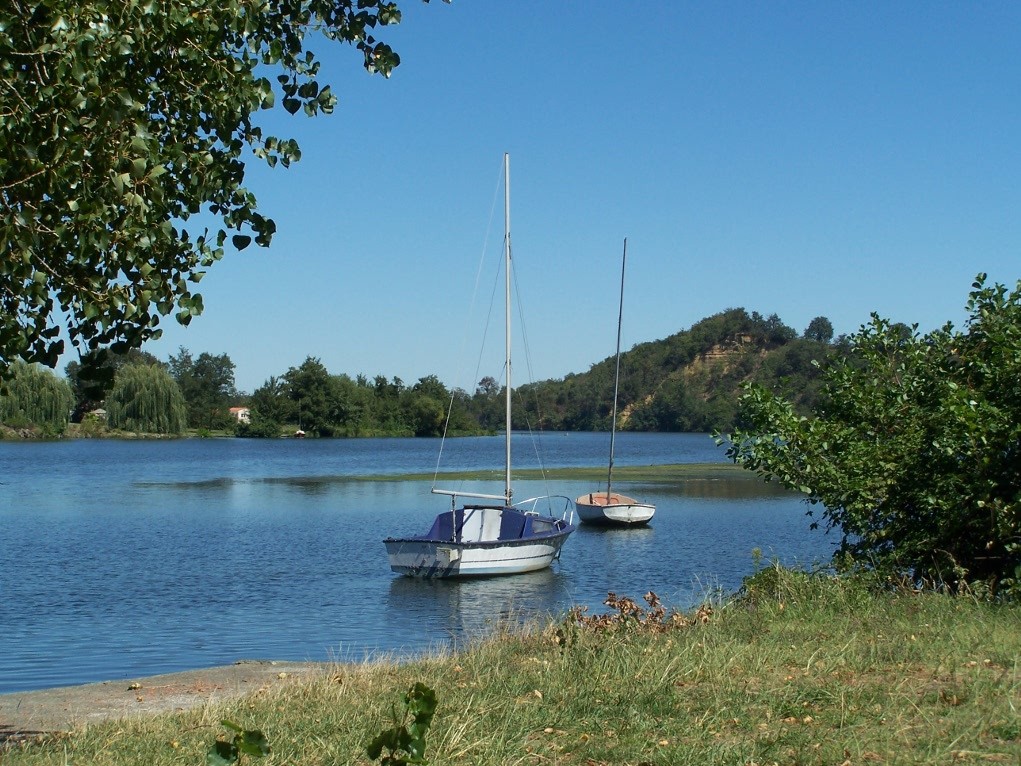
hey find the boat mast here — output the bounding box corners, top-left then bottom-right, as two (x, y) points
(503, 153), (513, 506)
(606, 237), (627, 498)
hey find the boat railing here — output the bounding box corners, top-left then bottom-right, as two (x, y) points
(513, 494), (576, 525)
(431, 489), (575, 525)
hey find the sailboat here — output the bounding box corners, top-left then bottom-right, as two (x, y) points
(383, 154), (575, 577)
(575, 239), (656, 526)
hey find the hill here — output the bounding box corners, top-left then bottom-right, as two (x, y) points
(514, 307), (840, 433)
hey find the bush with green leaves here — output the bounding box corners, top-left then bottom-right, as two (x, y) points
(235, 411), (284, 439)
(721, 275), (1021, 597)
(366, 682), (438, 766)
(207, 720), (270, 766)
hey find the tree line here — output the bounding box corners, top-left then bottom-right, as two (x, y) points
(2, 308), (845, 438)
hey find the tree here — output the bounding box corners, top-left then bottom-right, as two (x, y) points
(369, 375), (408, 433)
(236, 407), (285, 438)
(64, 348), (164, 420)
(803, 316), (834, 343)
(1, 0), (436, 381)
(721, 275), (1021, 597)
(106, 363), (187, 434)
(169, 347), (237, 429)
(282, 356), (342, 436)
(473, 376), (506, 431)
(0, 360), (74, 433)
(754, 312), (798, 347)
(246, 375), (287, 437)
(404, 374), (449, 436)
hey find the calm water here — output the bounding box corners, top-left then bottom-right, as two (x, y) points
(0, 433), (835, 694)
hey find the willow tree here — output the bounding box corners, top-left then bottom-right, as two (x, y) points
(106, 363), (187, 435)
(1, 0), (440, 381)
(0, 360), (74, 432)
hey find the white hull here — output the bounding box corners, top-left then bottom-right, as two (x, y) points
(385, 504), (573, 578)
(575, 492), (655, 526)
(384, 537), (569, 577)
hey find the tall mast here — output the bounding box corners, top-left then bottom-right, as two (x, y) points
(606, 237), (627, 498)
(503, 153), (512, 505)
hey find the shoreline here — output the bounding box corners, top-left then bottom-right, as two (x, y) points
(0, 660), (326, 741)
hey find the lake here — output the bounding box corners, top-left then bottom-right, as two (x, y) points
(0, 432), (835, 694)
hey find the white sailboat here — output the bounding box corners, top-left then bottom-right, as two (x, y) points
(575, 238), (656, 526)
(384, 154), (575, 577)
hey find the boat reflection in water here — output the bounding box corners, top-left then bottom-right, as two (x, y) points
(384, 568), (572, 650)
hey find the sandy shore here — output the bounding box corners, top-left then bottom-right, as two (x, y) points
(0, 660), (323, 743)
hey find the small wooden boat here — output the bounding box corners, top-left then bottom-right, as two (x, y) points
(575, 490), (655, 526)
(575, 238), (656, 527)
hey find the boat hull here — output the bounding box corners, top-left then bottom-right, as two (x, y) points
(575, 492), (655, 526)
(384, 505), (574, 578)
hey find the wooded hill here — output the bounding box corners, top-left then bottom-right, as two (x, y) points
(511, 308), (840, 433)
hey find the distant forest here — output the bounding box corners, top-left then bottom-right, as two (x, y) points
(2, 308), (846, 438)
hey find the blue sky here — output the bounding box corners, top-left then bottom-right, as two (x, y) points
(137, 2), (1019, 394)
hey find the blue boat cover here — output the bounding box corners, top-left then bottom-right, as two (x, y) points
(418, 507), (540, 542)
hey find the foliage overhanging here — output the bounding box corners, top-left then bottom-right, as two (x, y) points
(1, 0), (438, 380)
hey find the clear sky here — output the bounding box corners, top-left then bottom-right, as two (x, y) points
(133, 2), (1019, 394)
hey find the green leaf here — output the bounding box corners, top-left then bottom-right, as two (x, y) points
(128, 158), (147, 179)
(207, 741), (238, 766)
(237, 729), (270, 757)
(232, 235), (252, 250)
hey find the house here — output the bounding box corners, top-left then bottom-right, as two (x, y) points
(229, 406), (251, 424)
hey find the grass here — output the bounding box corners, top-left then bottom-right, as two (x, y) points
(5, 568), (1020, 765)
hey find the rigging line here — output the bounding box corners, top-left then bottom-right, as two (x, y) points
(511, 252), (545, 415)
(432, 157), (506, 488)
(508, 244), (557, 498)
(470, 236), (507, 391)
(516, 406), (560, 515)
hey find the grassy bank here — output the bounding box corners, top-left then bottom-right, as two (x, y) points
(5, 569), (1019, 765)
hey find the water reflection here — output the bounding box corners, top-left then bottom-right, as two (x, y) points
(384, 569), (573, 650)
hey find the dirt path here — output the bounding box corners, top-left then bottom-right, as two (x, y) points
(0, 661), (322, 743)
